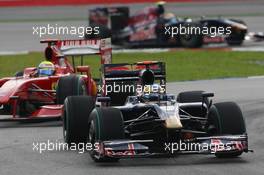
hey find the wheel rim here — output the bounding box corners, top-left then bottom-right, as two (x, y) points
(88, 121), (97, 159)
(81, 84), (87, 96)
(63, 109), (67, 141)
(89, 121), (95, 144)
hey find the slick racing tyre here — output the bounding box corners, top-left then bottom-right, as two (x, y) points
(63, 96), (95, 144)
(207, 102), (246, 158)
(179, 22), (203, 48)
(226, 19), (246, 46)
(56, 75), (87, 104)
(88, 107), (125, 162)
(226, 32), (245, 46)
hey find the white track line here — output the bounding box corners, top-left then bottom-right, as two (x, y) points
(247, 75), (264, 79)
(232, 47), (264, 52)
(0, 46), (263, 56)
(0, 51), (29, 56)
(113, 48), (169, 53)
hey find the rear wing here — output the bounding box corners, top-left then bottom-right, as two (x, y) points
(40, 38), (112, 64)
(100, 61), (166, 105)
(102, 61), (166, 82)
(89, 7), (129, 32)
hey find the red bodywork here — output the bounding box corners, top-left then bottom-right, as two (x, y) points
(127, 7), (158, 42)
(89, 6), (159, 42)
(0, 38), (112, 122)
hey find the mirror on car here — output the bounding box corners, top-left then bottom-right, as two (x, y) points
(202, 92), (214, 98)
(76, 66), (90, 74)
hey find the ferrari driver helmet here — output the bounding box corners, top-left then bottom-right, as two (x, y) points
(38, 61), (55, 76)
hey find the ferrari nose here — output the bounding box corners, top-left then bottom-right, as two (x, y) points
(0, 95), (10, 104)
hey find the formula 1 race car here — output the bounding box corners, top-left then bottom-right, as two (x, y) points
(86, 2), (248, 48)
(62, 61), (250, 162)
(0, 38), (112, 122)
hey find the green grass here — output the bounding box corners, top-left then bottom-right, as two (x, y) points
(1, 50), (264, 82)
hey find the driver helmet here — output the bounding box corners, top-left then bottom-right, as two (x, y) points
(141, 85), (165, 103)
(38, 61), (55, 77)
(156, 1), (166, 15)
(143, 83), (161, 94)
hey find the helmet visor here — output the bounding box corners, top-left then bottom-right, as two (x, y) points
(38, 69), (54, 76)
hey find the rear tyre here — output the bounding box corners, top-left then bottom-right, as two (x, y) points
(179, 22), (203, 48)
(208, 102), (246, 158)
(56, 75), (87, 104)
(63, 96), (95, 144)
(105, 81), (135, 106)
(88, 107), (125, 162)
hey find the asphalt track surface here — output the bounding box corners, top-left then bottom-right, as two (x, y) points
(0, 77), (264, 175)
(0, 0), (264, 52)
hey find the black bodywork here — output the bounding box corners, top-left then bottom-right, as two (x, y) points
(63, 61), (250, 162)
(101, 61), (166, 106)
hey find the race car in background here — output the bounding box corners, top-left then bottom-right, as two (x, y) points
(62, 61), (250, 162)
(86, 2), (248, 48)
(0, 38), (112, 122)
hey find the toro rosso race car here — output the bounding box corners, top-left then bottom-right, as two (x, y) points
(0, 38), (112, 122)
(62, 61), (250, 162)
(86, 2), (248, 48)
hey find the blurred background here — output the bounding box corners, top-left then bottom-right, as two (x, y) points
(0, 0), (263, 52)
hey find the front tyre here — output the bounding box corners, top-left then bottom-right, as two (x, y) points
(226, 19), (247, 46)
(208, 102), (246, 158)
(179, 22), (203, 48)
(63, 96), (95, 144)
(88, 107), (125, 162)
(226, 32), (245, 46)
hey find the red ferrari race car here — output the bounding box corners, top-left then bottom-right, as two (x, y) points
(0, 38), (112, 122)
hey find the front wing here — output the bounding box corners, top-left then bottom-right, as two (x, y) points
(95, 134), (249, 159)
(0, 105), (62, 122)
